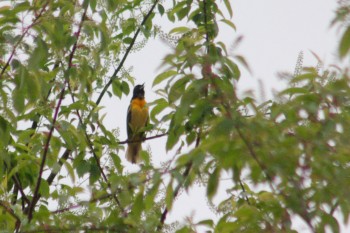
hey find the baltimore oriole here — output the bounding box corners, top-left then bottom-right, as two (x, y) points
(126, 84), (149, 163)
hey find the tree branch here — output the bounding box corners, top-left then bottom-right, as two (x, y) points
(51, 192), (113, 214)
(95, 0), (159, 106)
(203, 0), (210, 53)
(21, 226), (123, 233)
(27, 82), (67, 222)
(157, 131), (200, 230)
(118, 132), (168, 144)
(0, 200), (21, 232)
(27, 4), (88, 222)
(0, 2), (49, 79)
(42, 0), (161, 202)
(158, 162), (193, 230)
(46, 149), (71, 185)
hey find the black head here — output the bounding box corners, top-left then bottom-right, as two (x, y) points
(132, 83), (145, 99)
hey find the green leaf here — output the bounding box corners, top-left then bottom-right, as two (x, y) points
(158, 3), (165, 15)
(28, 38), (48, 69)
(12, 89), (25, 113)
(166, 112), (185, 151)
(39, 179), (50, 198)
(165, 181), (174, 211)
(339, 26), (350, 58)
(89, 159), (100, 185)
(0, 116), (11, 148)
(177, 6), (190, 21)
(112, 80), (122, 98)
(280, 87), (308, 96)
(220, 19), (236, 31)
(207, 167), (220, 199)
(153, 70), (177, 87)
(169, 26), (191, 35)
(150, 98), (168, 122)
(166, 130), (178, 151)
(168, 76), (191, 103)
(224, 57), (240, 80)
(123, 37), (133, 44)
(64, 161), (75, 183)
(121, 81), (130, 95)
(131, 188), (144, 220)
(76, 160), (90, 177)
(144, 177), (160, 210)
(26, 75), (41, 103)
(197, 219), (214, 228)
(224, 0), (233, 18)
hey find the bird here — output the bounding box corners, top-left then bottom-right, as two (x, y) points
(126, 84), (149, 163)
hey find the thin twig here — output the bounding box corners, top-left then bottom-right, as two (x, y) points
(0, 2), (49, 79)
(118, 132), (168, 144)
(51, 192), (113, 214)
(95, 0), (160, 106)
(0, 200), (21, 232)
(239, 180), (251, 205)
(203, 0), (210, 53)
(66, 84), (123, 211)
(27, 4), (88, 222)
(27, 82), (67, 222)
(21, 226), (122, 233)
(157, 131), (200, 230)
(42, 0), (161, 201)
(158, 162), (193, 230)
(46, 149), (71, 185)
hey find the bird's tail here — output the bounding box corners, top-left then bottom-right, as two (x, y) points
(126, 142), (142, 164)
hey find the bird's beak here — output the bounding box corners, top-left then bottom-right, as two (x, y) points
(141, 83), (145, 89)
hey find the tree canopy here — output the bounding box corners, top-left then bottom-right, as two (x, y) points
(0, 0), (350, 232)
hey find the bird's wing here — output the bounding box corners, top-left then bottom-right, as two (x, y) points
(127, 104), (132, 139)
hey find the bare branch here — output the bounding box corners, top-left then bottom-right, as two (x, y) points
(118, 132), (168, 144)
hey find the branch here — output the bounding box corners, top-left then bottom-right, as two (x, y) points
(66, 79), (124, 211)
(27, 82), (67, 222)
(0, 200), (21, 232)
(51, 192), (113, 214)
(42, 0), (161, 205)
(238, 180), (251, 205)
(11, 62), (61, 207)
(27, 4), (88, 222)
(118, 132), (168, 144)
(158, 162), (193, 230)
(157, 131), (200, 230)
(46, 149), (71, 185)
(0, 2), (49, 79)
(21, 226), (122, 233)
(203, 0), (210, 53)
(94, 0), (159, 106)
(12, 175), (30, 205)
(234, 125), (275, 186)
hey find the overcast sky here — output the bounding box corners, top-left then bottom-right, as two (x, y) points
(101, 1), (344, 232)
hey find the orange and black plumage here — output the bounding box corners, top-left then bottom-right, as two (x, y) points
(126, 84), (149, 163)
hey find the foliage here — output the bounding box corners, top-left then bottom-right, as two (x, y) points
(0, 0), (349, 232)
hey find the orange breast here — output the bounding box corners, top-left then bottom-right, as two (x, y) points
(130, 98), (148, 133)
(131, 98), (147, 108)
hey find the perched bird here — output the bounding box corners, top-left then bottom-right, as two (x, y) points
(126, 84), (149, 163)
